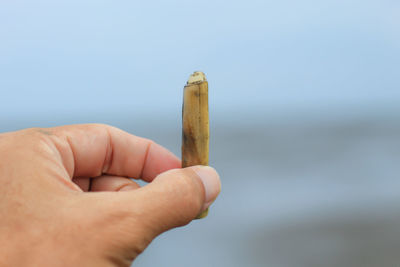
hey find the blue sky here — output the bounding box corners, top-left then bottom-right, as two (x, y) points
(0, 0), (399, 120)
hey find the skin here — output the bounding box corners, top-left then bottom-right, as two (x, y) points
(0, 124), (221, 267)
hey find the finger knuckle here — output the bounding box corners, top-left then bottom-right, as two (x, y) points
(21, 128), (54, 149)
(90, 123), (110, 129)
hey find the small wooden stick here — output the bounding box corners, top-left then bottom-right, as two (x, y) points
(182, 71), (209, 219)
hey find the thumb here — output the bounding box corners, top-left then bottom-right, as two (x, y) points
(81, 166), (220, 263)
(131, 166), (221, 234)
(95, 165), (221, 259)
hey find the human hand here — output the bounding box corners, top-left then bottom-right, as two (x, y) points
(0, 124), (221, 266)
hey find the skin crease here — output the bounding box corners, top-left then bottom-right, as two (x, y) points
(0, 124), (221, 267)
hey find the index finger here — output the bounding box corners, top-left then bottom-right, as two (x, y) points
(47, 124), (181, 181)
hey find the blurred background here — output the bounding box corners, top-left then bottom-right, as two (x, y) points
(1, 0), (400, 266)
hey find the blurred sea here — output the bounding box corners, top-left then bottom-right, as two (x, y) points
(2, 110), (400, 267)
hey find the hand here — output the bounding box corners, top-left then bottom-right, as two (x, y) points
(0, 124), (221, 266)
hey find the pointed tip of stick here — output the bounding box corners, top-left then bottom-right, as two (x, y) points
(187, 71), (207, 85)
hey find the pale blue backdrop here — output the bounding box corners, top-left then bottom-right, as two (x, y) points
(1, 0), (399, 120)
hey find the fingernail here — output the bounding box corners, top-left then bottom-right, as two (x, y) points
(193, 166), (221, 210)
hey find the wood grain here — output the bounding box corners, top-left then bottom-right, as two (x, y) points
(182, 71), (209, 219)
